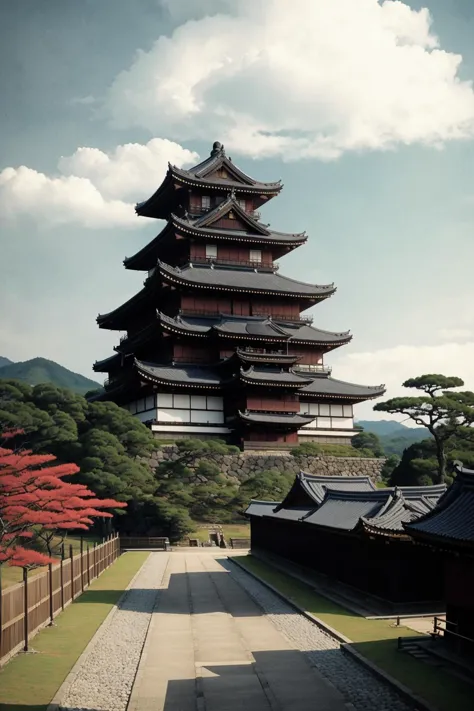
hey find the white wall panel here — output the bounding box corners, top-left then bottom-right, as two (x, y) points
(207, 396), (224, 411)
(157, 393), (173, 407)
(174, 394), (190, 409)
(157, 408), (189, 423)
(191, 395), (206, 410)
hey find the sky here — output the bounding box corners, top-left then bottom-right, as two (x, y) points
(2, 0), (474, 421)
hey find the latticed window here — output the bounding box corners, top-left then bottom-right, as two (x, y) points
(201, 195), (211, 210)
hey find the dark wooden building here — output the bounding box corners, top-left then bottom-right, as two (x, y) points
(93, 142), (384, 447)
(246, 472), (446, 604)
(406, 462), (474, 654)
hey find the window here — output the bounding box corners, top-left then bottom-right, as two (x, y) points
(205, 244), (218, 259)
(201, 195), (211, 210)
(250, 249), (262, 263)
(343, 405), (353, 418)
(237, 199), (246, 210)
(330, 404), (343, 417)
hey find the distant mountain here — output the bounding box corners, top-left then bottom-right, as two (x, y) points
(0, 357), (101, 395)
(0, 356), (13, 369)
(356, 419), (430, 456)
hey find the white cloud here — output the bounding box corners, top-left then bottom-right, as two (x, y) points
(437, 327), (472, 340)
(105, 0), (474, 160)
(333, 341), (474, 421)
(0, 139), (198, 229)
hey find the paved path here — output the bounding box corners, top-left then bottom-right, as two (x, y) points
(128, 551), (348, 711)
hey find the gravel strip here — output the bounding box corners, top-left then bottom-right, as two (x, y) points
(226, 561), (415, 711)
(59, 552), (169, 711)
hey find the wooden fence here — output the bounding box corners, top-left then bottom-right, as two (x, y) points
(0, 534), (120, 666)
(119, 536), (170, 551)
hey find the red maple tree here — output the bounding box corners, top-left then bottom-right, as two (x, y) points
(0, 431), (126, 567)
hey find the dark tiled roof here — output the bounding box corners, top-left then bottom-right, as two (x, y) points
(245, 500), (281, 518)
(173, 213), (307, 245)
(239, 366), (313, 387)
(135, 359), (222, 388)
(300, 375), (385, 400)
(271, 473), (446, 533)
(158, 311), (211, 335)
(238, 411), (315, 427)
(93, 352), (122, 372)
(214, 316), (348, 344)
(159, 261), (335, 299)
(405, 463), (474, 545)
(301, 490), (390, 530)
(236, 349), (301, 365)
(298, 472), (377, 505)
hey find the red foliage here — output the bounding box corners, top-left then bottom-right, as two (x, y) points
(0, 432), (126, 568)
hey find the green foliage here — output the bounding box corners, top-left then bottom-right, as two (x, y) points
(291, 441), (374, 458)
(0, 357), (101, 394)
(374, 373), (474, 483)
(237, 469), (294, 509)
(380, 454), (400, 483)
(352, 430), (384, 457)
(0, 378), (157, 523)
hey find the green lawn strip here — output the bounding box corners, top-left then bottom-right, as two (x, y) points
(0, 551), (149, 711)
(238, 556), (473, 711)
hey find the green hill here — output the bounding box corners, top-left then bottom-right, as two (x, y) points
(0, 356), (13, 368)
(0, 357), (101, 395)
(357, 419), (430, 456)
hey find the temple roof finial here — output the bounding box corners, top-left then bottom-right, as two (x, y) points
(211, 141), (225, 156)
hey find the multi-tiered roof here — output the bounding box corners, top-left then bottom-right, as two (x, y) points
(93, 142), (385, 446)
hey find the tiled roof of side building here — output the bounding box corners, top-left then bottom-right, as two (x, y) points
(245, 500), (281, 518)
(301, 490), (391, 531)
(214, 317), (349, 345)
(158, 261), (335, 299)
(360, 488), (445, 535)
(300, 375), (386, 400)
(405, 462), (474, 545)
(298, 472), (377, 505)
(134, 360), (223, 388)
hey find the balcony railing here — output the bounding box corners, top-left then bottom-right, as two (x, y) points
(294, 364), (332, 374)
(189, 256), (278, 270)
(252, 312), (313, 324)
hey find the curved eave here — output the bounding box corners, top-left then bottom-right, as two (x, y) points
(93, 353), (122, 372)
(158, 312), (211, 339)
(172, 215), (307, 246)
(236, 349), (301, 365)
(237, 411), (315, 427)
(134, 359), (223, 390)
(239, 368), (313, 388)
(158, 262), (335, 301)
(171, 166), (282, 195)
(124, 222), (173, 270)
(299, 377), (386, 402)
(97, 286), (149, 329)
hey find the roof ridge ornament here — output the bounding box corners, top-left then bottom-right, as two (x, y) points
(211, 141), (225, 157)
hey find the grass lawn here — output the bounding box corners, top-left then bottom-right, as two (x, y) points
(187, 522), (250, 543)
(237, 556), (474, 711)
(0, 551), (148, 711)
(1, 534), (103, 589)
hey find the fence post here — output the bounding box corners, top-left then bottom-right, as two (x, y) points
(23, 568), (29, 652)
(48, 563), (54, 626)
(94, 543), (97, 580)
(80, 537), (84, 592)
(87, 545), (91, 587)
(60, 549), (65, 611)
(0, 564), (3, 660)
(69, 544), (74, 599)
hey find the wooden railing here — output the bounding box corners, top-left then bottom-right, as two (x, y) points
(0, 535), (120, 666)
(119, 537), (170, 551)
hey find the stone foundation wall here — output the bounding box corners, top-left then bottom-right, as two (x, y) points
(147, 446), (385, 484)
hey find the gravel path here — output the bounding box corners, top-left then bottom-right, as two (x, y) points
(226, 560), (415, 711)
(59, 552), (169, 711)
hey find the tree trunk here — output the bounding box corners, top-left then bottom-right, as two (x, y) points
(433, 434), (446, 483)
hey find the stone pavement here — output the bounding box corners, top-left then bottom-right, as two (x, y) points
(128, 550), (348, 711)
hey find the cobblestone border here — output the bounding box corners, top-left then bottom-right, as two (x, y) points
(229, 557), (439, 711)
(47, 556), (152, 711)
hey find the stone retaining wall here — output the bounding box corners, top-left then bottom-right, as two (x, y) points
(147, 446), (385, 483)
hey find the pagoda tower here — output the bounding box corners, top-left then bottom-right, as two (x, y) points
(93, 142), (385, 448)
